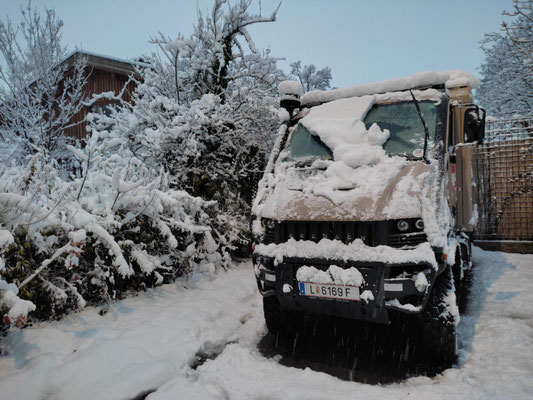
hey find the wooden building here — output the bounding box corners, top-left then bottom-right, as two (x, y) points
(61, 50), (150, 139)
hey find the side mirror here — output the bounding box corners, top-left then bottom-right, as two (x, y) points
(464, 106), (485, 144)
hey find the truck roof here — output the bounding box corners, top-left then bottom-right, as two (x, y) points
(301, 70), (480, 107)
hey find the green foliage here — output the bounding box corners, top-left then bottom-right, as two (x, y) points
(0, 211), (211, 327)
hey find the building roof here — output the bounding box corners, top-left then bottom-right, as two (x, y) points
(61, 50), (153, 76)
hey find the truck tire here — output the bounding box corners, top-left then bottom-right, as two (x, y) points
(263, 296), (285, 334)
(420, 266), (457, 365)
(454, 246), (473, 315)
(458, 264), (474, 315)
(263, 296), (301, 335)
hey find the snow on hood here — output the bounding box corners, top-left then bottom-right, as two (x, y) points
(256, 158), (430, 221)
(301, 70), (479, 106)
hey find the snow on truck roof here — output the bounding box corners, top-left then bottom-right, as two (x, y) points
(301, 70), (480, 106)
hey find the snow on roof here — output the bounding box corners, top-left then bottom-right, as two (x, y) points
(27, 50), (153, 89)
(62, 50), (153, 70)
(301, 70), (480, 106)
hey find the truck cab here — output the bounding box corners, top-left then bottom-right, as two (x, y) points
(251, 71), (485, 364)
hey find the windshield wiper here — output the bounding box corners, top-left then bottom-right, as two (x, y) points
(409, 90), (430, 164)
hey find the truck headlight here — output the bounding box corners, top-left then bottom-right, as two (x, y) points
(262, 219), (276, 229)
(397, 220), (410, 232)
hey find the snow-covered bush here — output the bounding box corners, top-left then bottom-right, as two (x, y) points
(88, 77), (267, 256)
(0, 146), (229, 325)
(0, 0), (291, 327)
(89, 0), (285, 255)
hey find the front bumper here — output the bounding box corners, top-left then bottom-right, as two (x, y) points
(253, 254), (438, 324)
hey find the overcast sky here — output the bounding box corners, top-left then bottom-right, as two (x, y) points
(1, 0), (512, 88)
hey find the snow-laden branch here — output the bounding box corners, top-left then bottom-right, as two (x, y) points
(82, 74), (136, 107)
(19, 242), (72, 289)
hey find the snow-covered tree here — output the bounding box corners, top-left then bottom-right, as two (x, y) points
(0, 128), (230, 325)
(0, 0), (290, 329)
(477, 34), (532, 116)
(502, 0), (533, 74)
(0, 2), (88, 162)
(290, 61), (332, 92)
(477, 0), (533, 116)
(149, 0), (282, 102)
(91, 0), (284, 255)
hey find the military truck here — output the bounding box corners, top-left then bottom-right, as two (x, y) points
(250, 71), (485, 364)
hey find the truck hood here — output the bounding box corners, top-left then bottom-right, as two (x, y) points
(255, 158), (431, 222)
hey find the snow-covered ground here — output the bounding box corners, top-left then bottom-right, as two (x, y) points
(1, 247), (532, 399)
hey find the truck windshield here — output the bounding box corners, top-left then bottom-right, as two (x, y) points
(363, 101), (437, 157)
(284, 124), (333, 163)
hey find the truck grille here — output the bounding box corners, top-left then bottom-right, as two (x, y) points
(261, 219), (428, 248)
(388, 232), (427, 248)
(264, 221), (383, 246)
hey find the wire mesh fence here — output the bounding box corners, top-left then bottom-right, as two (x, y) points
(473, 115), (533, 241)
(484, 116), (533, 143)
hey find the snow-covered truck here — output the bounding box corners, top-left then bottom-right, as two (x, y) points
(250, 71), (485, 363)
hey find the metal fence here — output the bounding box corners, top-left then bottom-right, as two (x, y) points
(473, 116), (533, 241)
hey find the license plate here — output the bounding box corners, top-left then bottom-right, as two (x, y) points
(298, 282), (360, 301)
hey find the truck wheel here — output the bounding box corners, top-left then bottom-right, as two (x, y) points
(454, 246), (473, 315)
(420, 267), (458, 365)
(263, 296), (284, 334)
(458, 264), (474, 315)
(263, 296), (301, 335)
